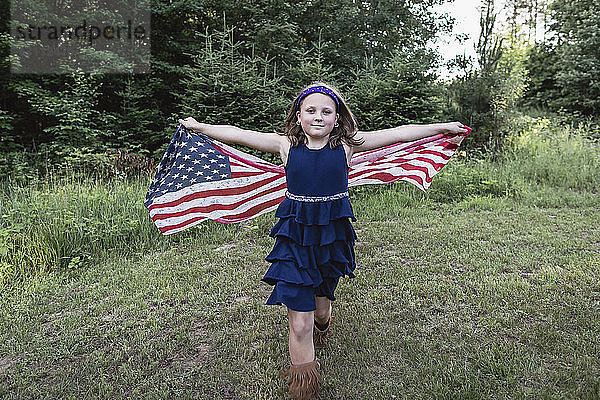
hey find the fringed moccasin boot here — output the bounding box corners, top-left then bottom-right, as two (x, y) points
(279, 358), (322, 400)
(313, 315), (334, 350)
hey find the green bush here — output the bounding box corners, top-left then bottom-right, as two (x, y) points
(0, 152), (41, 183)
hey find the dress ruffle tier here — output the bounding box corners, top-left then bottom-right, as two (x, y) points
(262, 197), (358, 304)
(273, 196), (357, 225)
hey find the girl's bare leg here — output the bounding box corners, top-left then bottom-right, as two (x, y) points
(314, 296), (332, 326)
(287, 308), (315, 364)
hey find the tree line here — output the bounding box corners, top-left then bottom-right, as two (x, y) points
(0, 0), (597, 181)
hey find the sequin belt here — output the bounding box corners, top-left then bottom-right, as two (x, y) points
(285, 190), (349, 202)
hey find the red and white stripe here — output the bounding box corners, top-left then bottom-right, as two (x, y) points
(349, 129), (470, 191)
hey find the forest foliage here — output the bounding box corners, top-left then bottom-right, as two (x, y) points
(0, 0), (598, 181)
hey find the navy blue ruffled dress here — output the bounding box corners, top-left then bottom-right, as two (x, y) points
(261, 142), (358, 312)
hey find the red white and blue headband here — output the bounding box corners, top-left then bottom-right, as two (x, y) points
(296, 86), (340, 110)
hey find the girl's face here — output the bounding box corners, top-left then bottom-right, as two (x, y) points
(296, 93), (339, 141)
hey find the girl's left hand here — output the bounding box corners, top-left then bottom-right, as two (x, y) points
(442, 122), (469, 135)
(178, 117), (202, 132)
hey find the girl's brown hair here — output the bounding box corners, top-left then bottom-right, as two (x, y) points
(284, 82), (364, 148)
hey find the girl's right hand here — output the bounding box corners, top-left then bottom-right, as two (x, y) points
(178, 117), (202, 132)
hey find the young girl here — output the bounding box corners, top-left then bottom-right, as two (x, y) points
(179, 82), (467, 399)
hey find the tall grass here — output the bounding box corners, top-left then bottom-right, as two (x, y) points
(502, 116), (600, 192)
(0, 174), (190, 290)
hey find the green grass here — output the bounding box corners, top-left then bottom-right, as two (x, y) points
(1, 187), (599, 399)
(1, 118), (600, 398)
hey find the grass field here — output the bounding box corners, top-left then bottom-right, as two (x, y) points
(1, 181), (599, 399)
(1, 118), (599, 399)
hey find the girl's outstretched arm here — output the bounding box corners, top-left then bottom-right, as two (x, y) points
(352, 121), (468, 153)
(178, 117), (286, 154)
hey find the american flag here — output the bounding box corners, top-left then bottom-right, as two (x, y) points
(144, 124), (470, 235)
